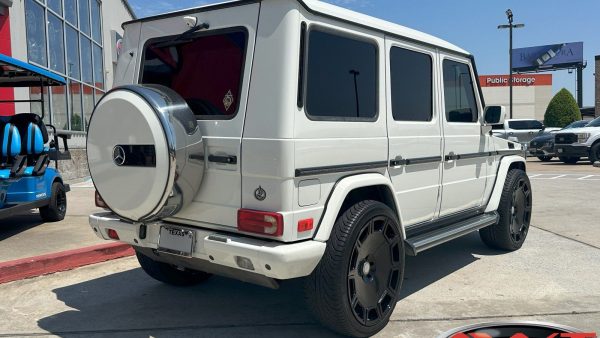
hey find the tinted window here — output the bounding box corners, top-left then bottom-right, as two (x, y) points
(508, 120), (543, 130)
(390, 47), (432, 121)
(142, 31), (247, 119)
(443, 60), (478, 123)
(305, 30), (377, 120)
(586, 117), (600, 127)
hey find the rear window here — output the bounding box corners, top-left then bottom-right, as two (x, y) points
(508, 120), (543, 130)
(141, 30), (247, 119)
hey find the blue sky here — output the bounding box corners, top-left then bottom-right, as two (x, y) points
(128, 0), (600, 106)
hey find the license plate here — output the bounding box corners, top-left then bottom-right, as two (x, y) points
(557, 148), (564, 153)
(158, 226), (195, 257)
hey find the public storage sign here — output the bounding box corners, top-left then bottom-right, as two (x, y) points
(479, 74), (553, 87)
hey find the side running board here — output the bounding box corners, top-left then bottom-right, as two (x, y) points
(405, 212), (499, 256)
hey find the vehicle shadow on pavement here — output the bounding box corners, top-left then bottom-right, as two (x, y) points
(0, 213), (43, 241)
(36, 233), (506, 337)
(400, 231), (503, 300)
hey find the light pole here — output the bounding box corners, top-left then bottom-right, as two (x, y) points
(498, 9), (524, 119)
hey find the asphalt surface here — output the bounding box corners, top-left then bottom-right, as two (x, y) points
(0, 159), (598, 337)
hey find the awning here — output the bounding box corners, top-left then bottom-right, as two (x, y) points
(0, 53), (66, 87)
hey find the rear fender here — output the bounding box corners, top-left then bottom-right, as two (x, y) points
(314, 173), (405, 242)
(484, 155), (526, 213)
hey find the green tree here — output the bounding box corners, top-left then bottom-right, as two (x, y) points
(543, 88), (581, 128)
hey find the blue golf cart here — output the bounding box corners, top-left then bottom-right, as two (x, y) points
(0, 54), (71, 222)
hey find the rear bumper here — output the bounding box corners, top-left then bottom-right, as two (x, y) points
(554, 144), (590, 158)
(89, 212), (326, 280)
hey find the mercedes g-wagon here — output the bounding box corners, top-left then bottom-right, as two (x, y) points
(87, 1), (531, 336)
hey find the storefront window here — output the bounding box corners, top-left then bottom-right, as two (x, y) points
(64, 0), (77, 26)
(79, 0), (90, 36)
(70, 82), (83, 131)
(83, 85), (94, 130)
(66, 26), (80, 79)
(91, 0), (102, 43)
(80, 36), (93, 84)
(52, 86), (69, 130)
(25, 0), (47, 66)
(48, 0), (62, 15)
(48, 14), (65, 74)
(93, 44), (104, 88)
(25, 0), (106, 131)
(29, 87), (50, 123)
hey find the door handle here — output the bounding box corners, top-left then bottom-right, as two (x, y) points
(508, 132), (514, 135)
(445, 152), (458, 162)
(208, 154), (237, 165)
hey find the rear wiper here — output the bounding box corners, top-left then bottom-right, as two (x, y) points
(154, 22), (210, 48)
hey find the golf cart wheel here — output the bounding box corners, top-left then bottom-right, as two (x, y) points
(305, 200), (404, 337)
(39, 181), (67, 222)
(136, 251), (212, 286)
(480, 169), (532, 251)
(559, 156), (580, 164)
(537, 155), (552, 162)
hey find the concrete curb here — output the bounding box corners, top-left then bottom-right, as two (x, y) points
(0, 243), (134, 284)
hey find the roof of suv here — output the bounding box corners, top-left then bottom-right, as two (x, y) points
(123, 0), (469, 56)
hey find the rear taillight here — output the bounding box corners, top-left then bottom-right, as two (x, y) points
(95, 190), (108, 209)
(237, 209), (284, 237)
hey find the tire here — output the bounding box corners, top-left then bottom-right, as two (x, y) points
(559, 156), (580, 164)
(136, 251), (212, 286)
(39, 181), (67, 222)
(480, 169), (532, 251)
(589, 143), (600, 164)
(305, 200), (404, 337)
(537, 156), (552, 162)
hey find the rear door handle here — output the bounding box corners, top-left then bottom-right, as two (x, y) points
(208, 154), (237, 165)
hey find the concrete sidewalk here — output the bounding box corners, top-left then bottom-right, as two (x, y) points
(0, 182), (104, 262)
(0, 226), (598, 337)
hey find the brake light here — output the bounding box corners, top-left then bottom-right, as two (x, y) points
(95, 190), (108, 209)
(237, 209), (284, 237)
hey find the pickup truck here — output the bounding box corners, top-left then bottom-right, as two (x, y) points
(492, 119), (559, 148)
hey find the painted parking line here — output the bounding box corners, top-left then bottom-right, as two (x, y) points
(529, 173), (600, 181)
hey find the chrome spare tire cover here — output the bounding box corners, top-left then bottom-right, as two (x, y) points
(87, 84), (204, 222)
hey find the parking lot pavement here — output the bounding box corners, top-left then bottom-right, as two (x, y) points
(0, 224), (598, 337)
(0, 162), (598, 337)
(0, 165), (599, 337)
(0, 184), (104, 262)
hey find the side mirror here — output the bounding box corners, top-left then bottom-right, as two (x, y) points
(484, 106), (506, 125)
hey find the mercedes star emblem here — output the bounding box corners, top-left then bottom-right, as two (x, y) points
(113, 145), (126, 166)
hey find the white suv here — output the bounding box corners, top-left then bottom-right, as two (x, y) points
(86, 1), (531, 336)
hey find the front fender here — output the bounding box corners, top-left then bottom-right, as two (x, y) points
(313, 173), (405, 242)
(484, 155), (526, 213)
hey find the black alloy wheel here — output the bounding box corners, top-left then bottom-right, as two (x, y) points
(305, 200), (404, 337)
(480, 169), (532, 251)
(347, 215), (402, 326)
(508, 176), (532, 244)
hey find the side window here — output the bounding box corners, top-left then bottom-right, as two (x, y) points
(443, 59), (479, 123)
(390, 47), (432, 121)
(508, 120), (543, 130)
(305, 29), (378, 121)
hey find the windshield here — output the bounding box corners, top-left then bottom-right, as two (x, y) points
(585, 117), (600, 127)
(564, 120), (590, 129)
(140, 30), (247, 119)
